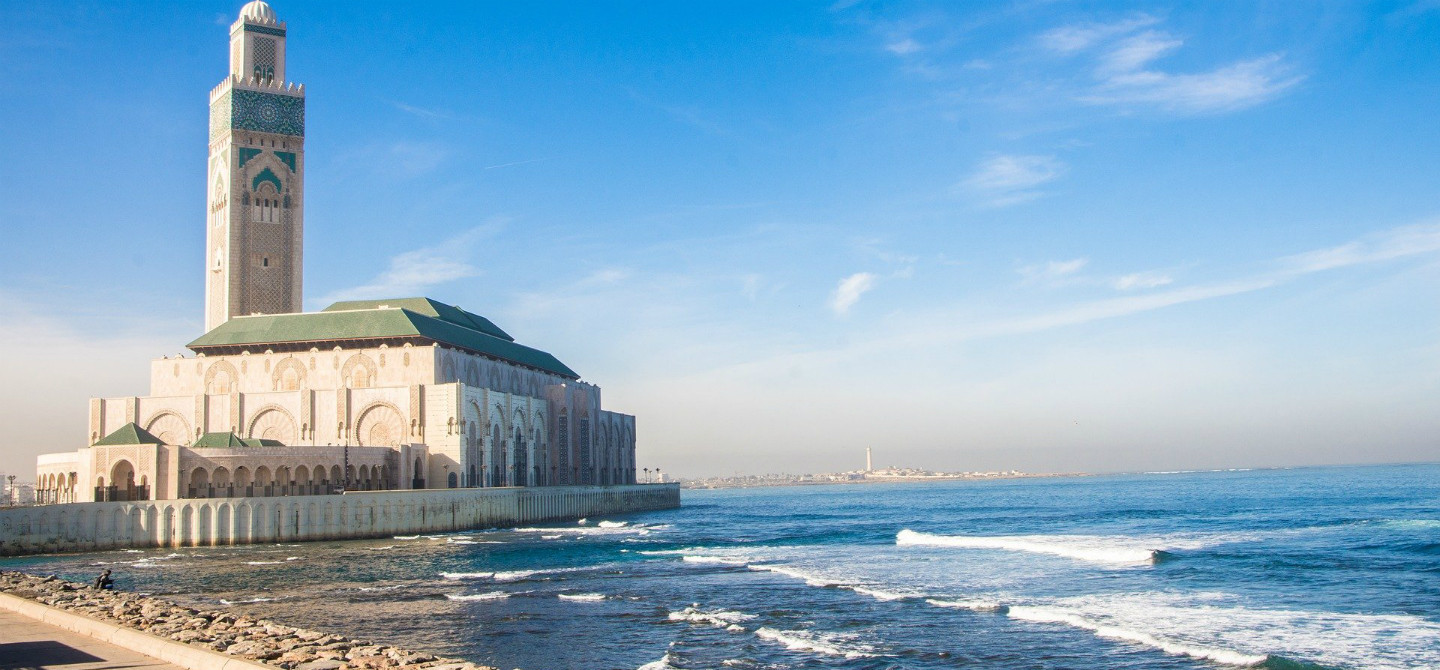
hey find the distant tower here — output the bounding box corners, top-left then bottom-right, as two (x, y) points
(205, 0), (305, 331)
(866, 447), (872, 472)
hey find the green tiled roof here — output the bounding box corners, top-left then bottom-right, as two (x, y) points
(187, 297), (579, 379)
(323, 298), (513, 341)
(192, 432), (283, 448)
(94, 423), (162, 446)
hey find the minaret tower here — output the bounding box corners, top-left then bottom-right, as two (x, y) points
(205, 0), (305, 331)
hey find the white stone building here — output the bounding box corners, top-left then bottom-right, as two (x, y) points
(34, 1), (637, 504)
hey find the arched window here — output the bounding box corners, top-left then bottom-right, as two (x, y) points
(253, 183), (281, 223)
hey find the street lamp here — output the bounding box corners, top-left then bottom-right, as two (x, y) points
(642, 468), (650, 483)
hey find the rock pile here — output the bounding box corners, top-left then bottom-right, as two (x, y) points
(0, 571), (497, 670)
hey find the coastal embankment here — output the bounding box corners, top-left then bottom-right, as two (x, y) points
(0, 483), (679, 556)
(0, 571), (493, 670)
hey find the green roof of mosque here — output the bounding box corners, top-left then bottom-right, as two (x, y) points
(322, 298), (513, 341)
(94, 423), (163, 446)
(186, 297), (580, 379)
(192, 432), (284, 448)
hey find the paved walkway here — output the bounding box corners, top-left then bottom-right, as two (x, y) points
(0, 608), (183, 670)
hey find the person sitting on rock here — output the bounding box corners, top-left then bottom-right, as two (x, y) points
(93, 569), (114, 590)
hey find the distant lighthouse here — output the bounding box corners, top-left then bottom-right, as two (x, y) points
(866, 447), (873, 473)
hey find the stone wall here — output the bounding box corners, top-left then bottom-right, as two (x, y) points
(0, 484), (679, 556)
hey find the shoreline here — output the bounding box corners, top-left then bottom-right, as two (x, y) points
(0, 571), (495, 670)
(679, 472), (1088, 490)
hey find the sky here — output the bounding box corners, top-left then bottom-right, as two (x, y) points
(1, 1), (1438, 479)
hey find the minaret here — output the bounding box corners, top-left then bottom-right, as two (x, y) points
(866, 447), (872, 472)
(205, 1), (305, 331)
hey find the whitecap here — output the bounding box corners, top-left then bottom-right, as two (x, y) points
(1008, 605), (1267, 666)
(897, 529), (1160, 566)
(219, 597), (275, 605)
(440, 571), (495, 580)
(635, 652), (679, 670)
(445, 591), (509, 601)
(754, 627), (877, 659)
(925, 598), (1009, 613)
(668, 606), (757, 630)
(746, 563), (849, 588)
(681, 555), (748, 566)
(244, 561), (283, 565)
(847, 585), (917, 602)
(598, 520), (628, 528)
(393, 535), (420, 540)
(1007, 592), (1440, 670)
(558, 593), (607, 601)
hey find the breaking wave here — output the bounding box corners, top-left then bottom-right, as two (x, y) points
(897, 529), (1165, 566)
(754, 627), (878, 659)
(558, 593), (607, 601)
(445, 591), (510, 601)
(926, 598), (1009, 613)
(669, 605), (756, 632)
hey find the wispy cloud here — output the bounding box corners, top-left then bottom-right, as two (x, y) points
(886, 38), (922, 55)
(1019, 258), (1089, 285)
(830, 272), (877, 315)
(318, 224), (502, 304)
(1045, 17), (1302, 114)
(963, 154), (1066, 206)
(1278, 223), (1440, 274)
(390, 101), (455, 120)
(1039, 15), (1161, 54)
(1113, 271), (1174, 290)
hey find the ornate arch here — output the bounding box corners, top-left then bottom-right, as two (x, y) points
(354, 402), (405, 446)
(247, 406), (298, 444)
(144, 411), (191, 446)
(271, 356), (307, 391)
(204, 360), (239, 395)
(340, 353), (378, 389)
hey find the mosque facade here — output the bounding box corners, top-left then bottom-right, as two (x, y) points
(34, 2), (637, 504)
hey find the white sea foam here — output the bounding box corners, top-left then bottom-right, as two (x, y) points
(668, 605), (757, 630)
(244, 561), (283, 565)
(494, 566), (589, 582)
(541, 535), (562, 540)
(445, 591), (509, 601)
(754, 627), (877, 659)
(558, 593), (607, 601)
(635, 652), (679, 670)
(577, 518), (588, 525)
(847, 585), (918, 602)
(440, 571), (494, 580)
(598, 520), (629, 528)
(219, 597), (275, 605)
(897, 529), (1163, 566)
(746, 563), (849, 587)
(286, 556), (301, 561)
(393, 535), (420, 540)
(1008, 605), (1267, 666)
(925, 598), (1009, 613)
(448, 539), (480, 545)
(681, 555), (748, 566)
(1007, 592), (1440, 670)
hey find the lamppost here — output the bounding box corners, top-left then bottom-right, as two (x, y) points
(643, 468), (650, 483)
(6, 475), (14, 505)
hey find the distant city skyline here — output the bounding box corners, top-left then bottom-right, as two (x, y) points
(2, 1), (1438, 478)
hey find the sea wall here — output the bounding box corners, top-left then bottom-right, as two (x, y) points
(0, 484), (679, 556)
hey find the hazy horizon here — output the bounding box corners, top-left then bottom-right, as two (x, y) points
(2, 1), (1437, 479)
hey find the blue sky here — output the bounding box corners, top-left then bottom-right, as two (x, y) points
(2, 1), (1438, 478)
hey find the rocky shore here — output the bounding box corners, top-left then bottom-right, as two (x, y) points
(0, 571), (496, 670)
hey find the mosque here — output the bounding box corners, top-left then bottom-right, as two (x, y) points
(34, 1), (637, 504)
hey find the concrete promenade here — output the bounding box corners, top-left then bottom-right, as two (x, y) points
(0, 484), (679, 556)
(0, 606), (183, 670)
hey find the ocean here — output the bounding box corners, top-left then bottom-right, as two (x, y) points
(3, 464), (1437, 670)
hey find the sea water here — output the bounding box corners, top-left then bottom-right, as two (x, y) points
(4, 464), (1437, 669)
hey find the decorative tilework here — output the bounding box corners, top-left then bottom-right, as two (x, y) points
(209, 91), (232, 141)
(244, 24), (287, 38)
(230, 89), (304, 137)
(238, 148), (263, 167)
(275, 151), (297, 172)
(252, 167), (282, 193)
